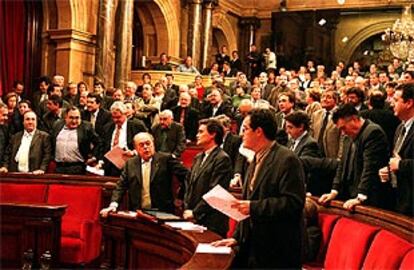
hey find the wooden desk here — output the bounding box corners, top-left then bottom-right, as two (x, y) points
(101, 213), (234, 269)
(0, 203), (66, 268)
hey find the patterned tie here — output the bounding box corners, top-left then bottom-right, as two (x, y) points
(393, 125), (406, 156)
(179, 108), (186, 125)
(112, 126), (121, 148)
(90, 113), (96, 128)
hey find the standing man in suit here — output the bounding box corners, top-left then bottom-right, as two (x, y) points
(184, 119), (232, 237)
(52, 106), (103, 174)
(82, 93), (112, 137)
(311, 89), (342, 159)
(100, 132), (189, 215)
(285, 111), (327, 195)
(379, 83), (414, 216)
(319, 104), (391, 210)
(0, 111), (52, 174)
(0, 103), (10, 162)
(274, 92), (296, 145)
(212, 108), (305, 268)
(100, 101), (147, 176)
(152, 109), (186, 158)
(172, 92), (199, 142)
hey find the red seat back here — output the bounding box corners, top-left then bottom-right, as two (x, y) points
(315, 213), (340, 263)
(0, 183), (47, 203)
(400, 249), (414, 270)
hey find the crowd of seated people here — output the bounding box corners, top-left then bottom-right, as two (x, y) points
(0, 55), (413, 223)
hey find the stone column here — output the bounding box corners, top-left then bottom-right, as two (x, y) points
(187, 0), (203, 69)
(239, 17), (260, 73)
(201, 0), (218, 70)
(95, 0), (117, 85)
(114, 0), (134, 89)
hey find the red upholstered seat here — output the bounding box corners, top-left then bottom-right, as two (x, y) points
(0, 183), (47, 203)
(47, 184), (102, 264)
(362, 230), (413, 269)
(315, 213), (340, 263)
(324, 217), (379, 270)
(399, 249), (414, 270)
(181, 146), (202, 169)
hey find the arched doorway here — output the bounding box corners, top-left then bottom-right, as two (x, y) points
(211, 27), (230, 66)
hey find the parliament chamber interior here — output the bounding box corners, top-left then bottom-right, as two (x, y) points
(0, 0), (413, 269)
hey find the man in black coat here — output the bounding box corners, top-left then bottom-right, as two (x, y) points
(100, 132), (189, 215)
(380, 83), (414, 216)
(212, 109), (305, 269)
(152, 110), (186, 158)
(184, 118), (232, 237)
(0, 103), (9, 162)
(171, 92), (199, 142)
(51, 106), (103, 174)
(82, 92), (112, 137)
(320, 104), (392, 210)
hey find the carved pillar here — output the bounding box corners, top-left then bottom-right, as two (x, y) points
(201, 0), (218, 70)
(114, 0), (134, 89)
(187, 0), (203, 68)
(95, 0), (117, 85)
(326, 16), (339, 67)
(239, 17), (261, 72)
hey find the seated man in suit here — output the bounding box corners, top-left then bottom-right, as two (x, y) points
(52, 106), (103, 175)
(172, 92), (199, 142)
(183, 118), (232, 237)
(82, 92), (112, 137)
(100, 101), (147, 176)
(0, 111), (52, 174)
(152, 109), (186, 158)
(201, 89), (233, 119)
(212, 108), (305, 269)
(319, 104), (392, 210)
(285, 111), (327, 195)
(100, 132), (189, 215)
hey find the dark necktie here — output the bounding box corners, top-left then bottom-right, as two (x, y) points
(318, 111), (330, 148)
(159, 129), (168, 152)
(393, 125), (407, 155)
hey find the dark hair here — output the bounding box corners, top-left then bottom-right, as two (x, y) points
(285, 111), (310, 131)
(13, 80), (24, 88)
(4, 92), (17, 104)
(249, 108), (278, 140)
(18, 99), (32, 108)
(308, 89), (321, 102)
(405, 70), (414, 80)
(165, 73), (174, 78)
(77, 81), (89, 91)
(87, 92), (103, 104)
(38, 76), (51, 86)
(47, 83), (61, 95)
(397, 83), (414, 102)
(323, 89), (339, 103)
(94, 81), (105, 89)
(279, 91), (296, 105)
(142, 72), (151, 80)
(198, 118), (224, 145)
(48, 94), (63, 107)
(347, 87), (365, 101)
(369, 92), (385, 109)
(332, 103), (359, 124)
(64, 105), (80, 117)
(385, 81), (398, 89)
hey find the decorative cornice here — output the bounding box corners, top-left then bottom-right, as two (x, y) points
(47, 29), (96, 45)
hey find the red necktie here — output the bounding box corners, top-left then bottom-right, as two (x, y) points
(112, 126), (121, 147)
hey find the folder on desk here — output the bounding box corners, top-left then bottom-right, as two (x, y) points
(104, 146), (129, 169)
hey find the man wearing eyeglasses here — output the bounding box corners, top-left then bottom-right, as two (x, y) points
(51, 106), (103, 174)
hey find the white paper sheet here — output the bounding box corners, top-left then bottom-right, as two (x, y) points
(202, 184), (249, 222)
(86, 165), (104, 176)
(195, 243), (232, 254)
(164, 221), (207, 232)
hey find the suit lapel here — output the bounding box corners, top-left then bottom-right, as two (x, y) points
(150, 154), (159, 183)
(399, 123), (414, 155)
(294, 134), (308, 155)
(29, 130), (40, 151)
(248, 144), (278, 199)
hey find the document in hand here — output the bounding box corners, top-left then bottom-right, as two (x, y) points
(195, 243), (232, 254)
(104, 146), (129, 169)
(202, 184), (249, 222)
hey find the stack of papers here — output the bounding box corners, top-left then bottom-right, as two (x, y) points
(164, 221), (207, 232)
(202, 185), (250, 222)
(86, 165), (104, 176)
(195, 243), (232, 254)
(117, 211), (137, 217)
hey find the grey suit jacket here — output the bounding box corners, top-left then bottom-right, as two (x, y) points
(2, 129), (52, 172)
(311, 109), (342, 158)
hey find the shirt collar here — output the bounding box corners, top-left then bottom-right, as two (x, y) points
(24, 129), (35, 137)
(403, 116), (414, 131)
(294, 131), (308, 144)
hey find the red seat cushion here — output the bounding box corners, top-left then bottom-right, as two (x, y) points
(362, 230), (413, 269)
(324, 218), (379, 270)
(315, 213), (340, 263)
(61, 217), (82, 238)
(0, 183), (47, 203)
(400, 249), (414, 270)
(181, 146), (202, 169)
(60, 237), (83, 264)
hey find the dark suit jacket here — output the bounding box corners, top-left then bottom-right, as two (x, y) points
(40, 111), (61, 133)
(185, 147), (232, 237)
(51, 120), (103, 161)
(152, 122), (186, 158)
(360, 108), (401, 154)
(2, 129), (52, 172)
(332, 120), (391, 208)
(82, 108), (112, 137)
(172, 106), (199, 141)
(202, 102), (233, 119)
(394, 123), (414, 216)
(311, 109), (342, 159)
(233, 143), (305, 269)
(223, 133), (242, 172)
(111, 153), (189, 213)
(0, 125), (9, 162)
